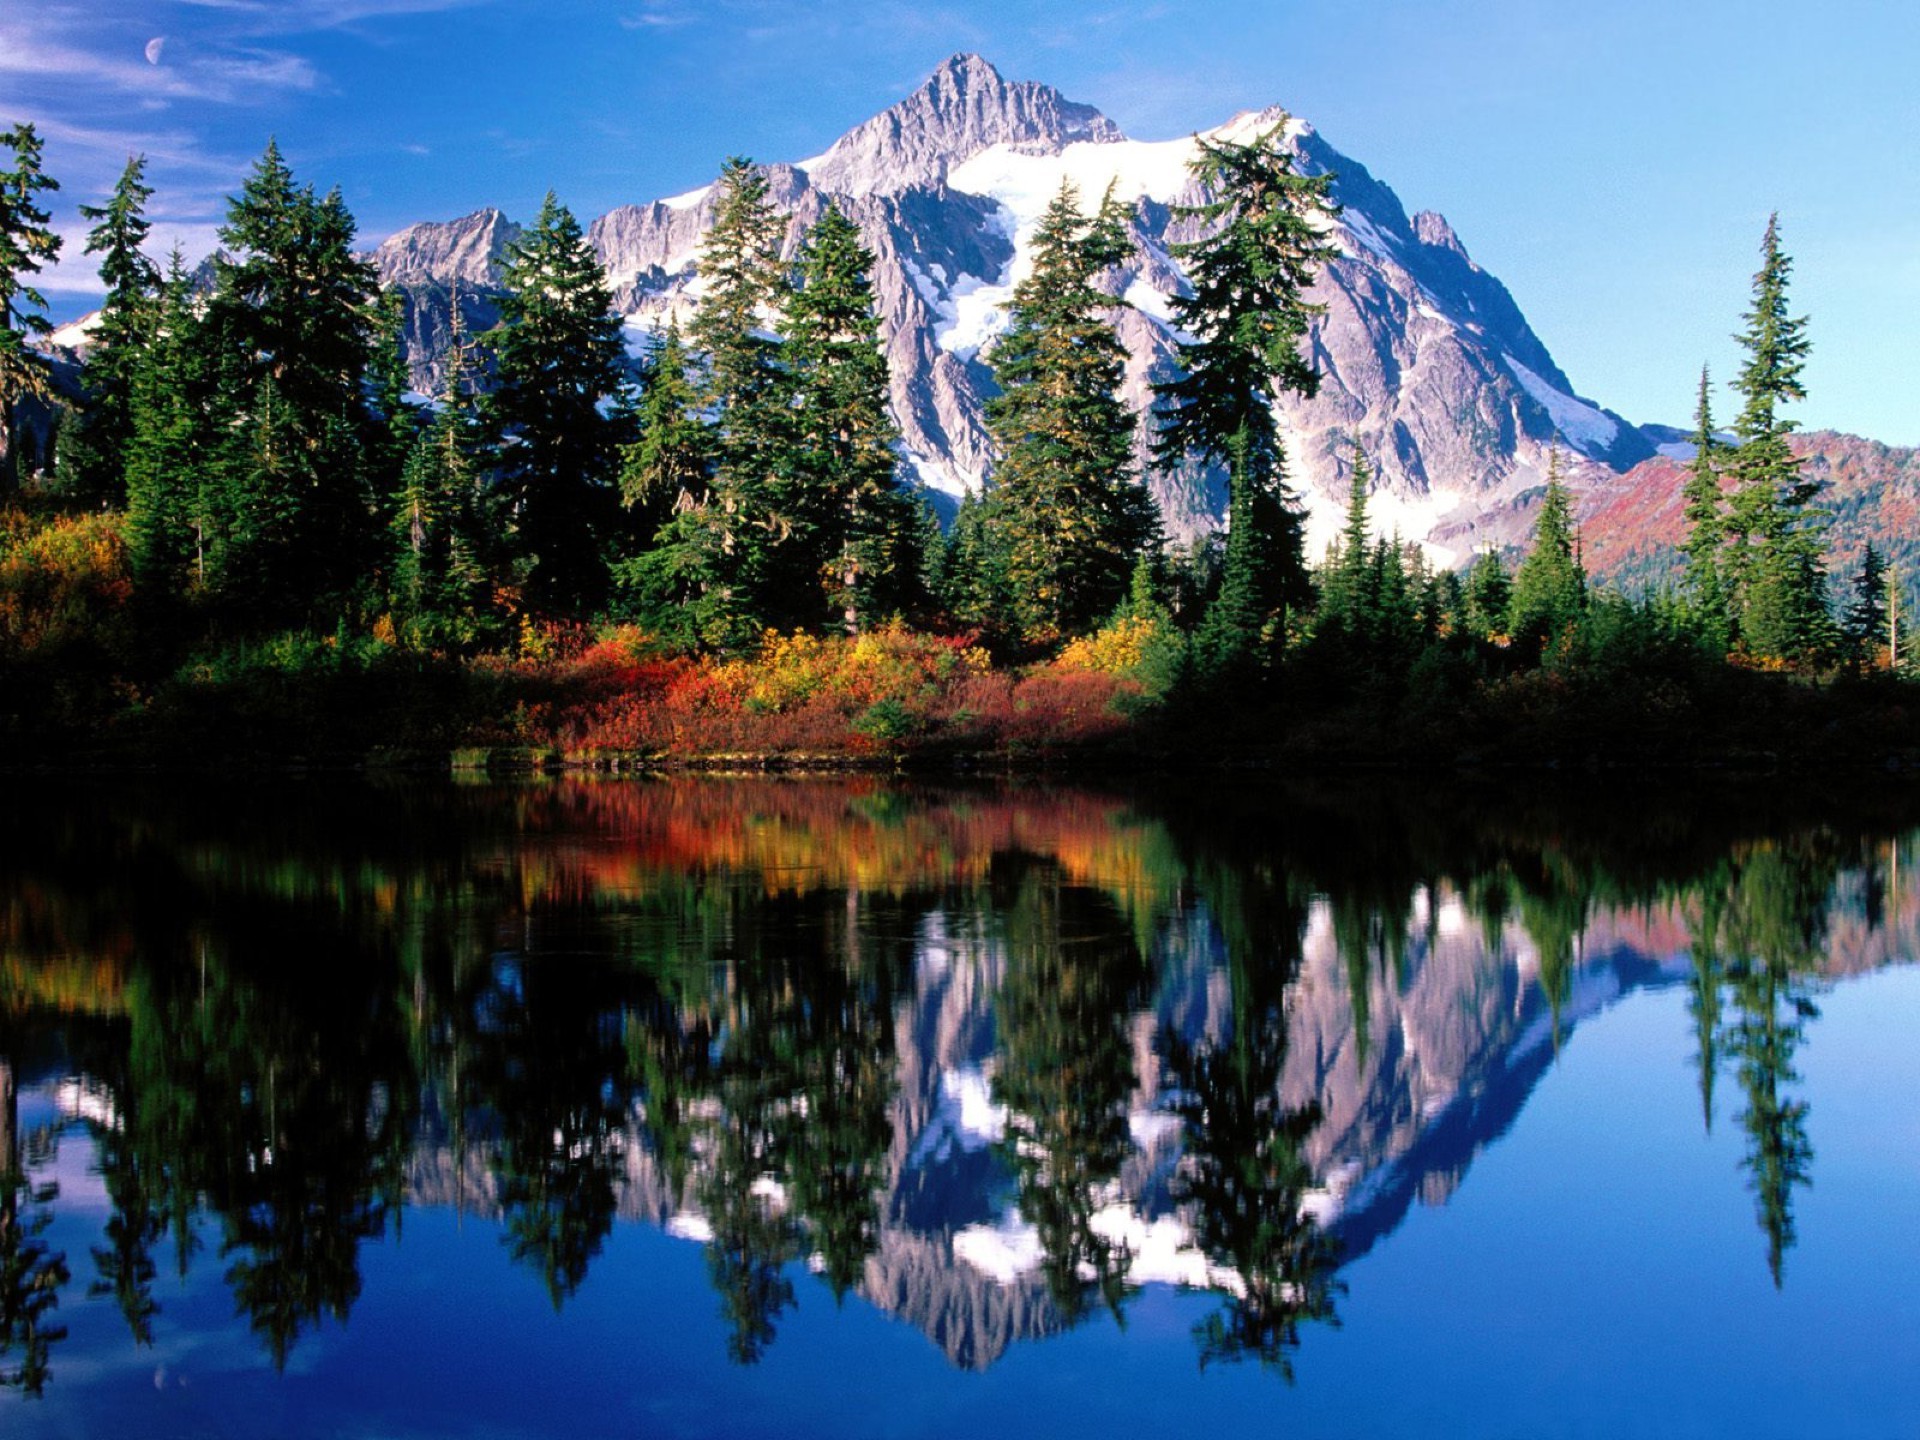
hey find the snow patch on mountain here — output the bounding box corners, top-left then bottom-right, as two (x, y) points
(947, 133), (1200, 225)
(1504, 355), (1620, 454)
(1342, 208), (1398, 263)
(47, 312), (101, 352)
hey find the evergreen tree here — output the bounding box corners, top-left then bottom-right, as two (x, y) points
(1842, 542), (1888, 669)
(619, 322), (709, 527)
(483, 191), (628, 615)
(1509, 449), (1586, 656)
(784, 202), (920, 631)
(1152, 119), (1337, 680)
(124, 252), (206, 592)
(1318, 442), (1374, 638)
(199, 143), (380, 616)
(390, 306), (488, 635)
(0, 124), (61, 492)
(936, 489), (1015, 641)
(364, 287), (422, 522)
(66, 155), (159, 503)
(649, 157), (791, 649)
(1463, 547), (1512, 640)
(1725, 215), (1825, 660)
(983, 180), (1157, 643)
(1680, 364), (1728, 636)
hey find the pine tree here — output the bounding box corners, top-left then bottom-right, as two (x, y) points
(1509, 449), (1586, 656)
(66, 155), (159, 503)
(0, 124), (62, 492)
(1726, 215), (1825, 661)
(784, 202), (921, 631)
(1318, 442), (1374, 638)
(620, 323), (709, 519)
(936, 489), (1015, 640)
(1842, 542), (1888, 669)
(984, 180), (1157, 643)
(364, 287), (422, 523)
(125, 252), (205, 592)
(1463, 548), (1512, 641)
(651, 157), (792, 649)
(483, 191), (628, 615)
(390, 304), (488, 634)
(199, 143), (380, 616)
(1152, 118), (1337, 680)
(1680, 364), (1729, 637)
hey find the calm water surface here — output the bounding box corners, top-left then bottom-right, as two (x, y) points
(2, 775), (1918, 1438)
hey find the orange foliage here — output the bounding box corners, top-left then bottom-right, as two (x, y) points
(488, 623), (1142, 760)
(0, 510), (133, 658)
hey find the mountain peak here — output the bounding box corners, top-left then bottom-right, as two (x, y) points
(802, 54), (1122, 197)
(927, 51), (1004, 85)
(372, 207), (521, 289)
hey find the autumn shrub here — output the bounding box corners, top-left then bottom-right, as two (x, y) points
(1054, 612), (1185, 704)
(0, 509), (133, 660)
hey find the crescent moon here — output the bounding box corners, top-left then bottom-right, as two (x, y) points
(145, 36), (166, 65)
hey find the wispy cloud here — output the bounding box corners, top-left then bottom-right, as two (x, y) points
(0, 22), (319, 105)
(620, 8), (695, 31)
(173, 0), (493, 32)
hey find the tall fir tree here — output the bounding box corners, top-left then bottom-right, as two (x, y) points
(67, 155), (159, 503)
(1509, 448), (1586, 656)
(648, 157), (792, 649)
(1680, 364), (1729, 640)
(1842, 542), (1888, 669)
(1463, 547), (1512, 641)
(0, 124), (61, 492)
(390, 302), (488, 634)
(784, 202), (921, 631)
(983, 180), (1157, 643)
(1318, 441), (1374, 638)
(616, 321), (710, 552)
(200, 143), (380, 617)
(1726, 215), (1826, 661)
(124, 251), (206, 592)
(1152, 119), (1336, 681)
(364, 287), (422, 525)
(483, 191), (629, 616)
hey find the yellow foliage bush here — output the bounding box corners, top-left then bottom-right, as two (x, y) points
(0, 510), (132, 658)
(1056, 615), (1164, 676)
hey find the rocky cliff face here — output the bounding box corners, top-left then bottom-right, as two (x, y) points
(369, 52), (1656, 561)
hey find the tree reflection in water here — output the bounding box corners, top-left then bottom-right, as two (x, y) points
(0, 776), (1910, 1391)
(0, 1057), (67, 1397)
(991, 858), (1149, 1326)
(1160, 823), (1340, 1375)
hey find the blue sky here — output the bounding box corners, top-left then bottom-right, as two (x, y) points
(6, 0), (1916, 443)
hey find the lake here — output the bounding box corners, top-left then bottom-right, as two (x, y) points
(2, 774), (1918, 1438)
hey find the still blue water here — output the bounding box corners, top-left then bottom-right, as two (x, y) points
(1, 777), (1916, 1437)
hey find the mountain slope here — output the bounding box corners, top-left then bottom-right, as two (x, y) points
(1578, 430), (1920, 593)
(373, 53), (1656, 560)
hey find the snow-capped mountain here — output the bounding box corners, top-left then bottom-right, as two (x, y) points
(373, 52), (1656, 562)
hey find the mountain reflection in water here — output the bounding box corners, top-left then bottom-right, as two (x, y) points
(0, 775), (1914, 1399)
